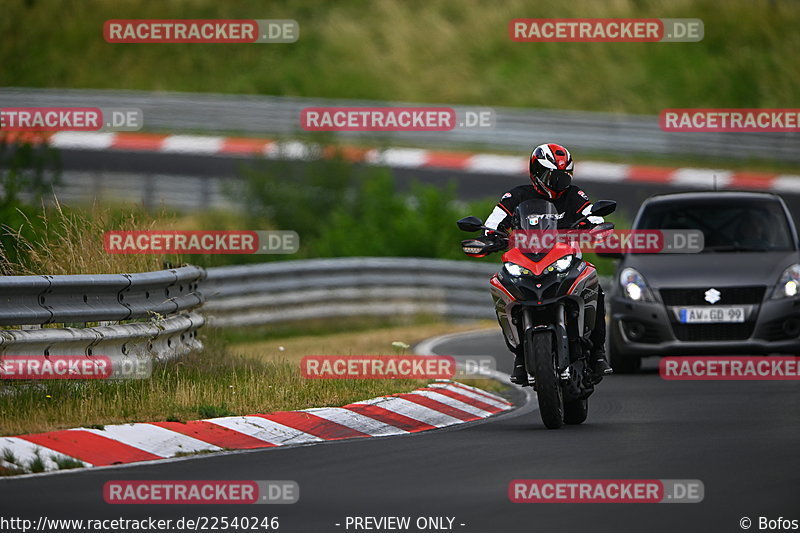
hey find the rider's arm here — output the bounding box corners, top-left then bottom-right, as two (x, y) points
(484, 204), (512, 234)
(484, 191), (516, 235)
(573, 188), (605, 226)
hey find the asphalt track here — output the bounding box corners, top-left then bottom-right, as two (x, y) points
(2, 149), (799, 531)
(1, 329), (798, 533)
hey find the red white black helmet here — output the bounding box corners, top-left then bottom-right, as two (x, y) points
(529, 143), (574, 199)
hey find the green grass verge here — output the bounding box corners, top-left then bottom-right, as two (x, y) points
(2, 0), (798, 115)
(0, 334), (433, 437)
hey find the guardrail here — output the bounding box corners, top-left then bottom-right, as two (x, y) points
(0, 266), (205, 360)
(0, 266), (205, 326)
(0, 313), (204, 359)
(2, 88), (798, 162)
(202, 257), (499, 327)
(0, 258), (613, 368)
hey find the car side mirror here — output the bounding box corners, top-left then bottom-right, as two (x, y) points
(590, 200), (617, 217)
(457, 216), (484, 232)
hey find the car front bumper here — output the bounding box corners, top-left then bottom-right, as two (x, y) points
(609, 294), (800, 357)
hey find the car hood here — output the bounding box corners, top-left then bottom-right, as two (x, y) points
(618, 251), (799, 288)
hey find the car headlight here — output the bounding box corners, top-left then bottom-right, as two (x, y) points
(620, 267), (655, 302)
(504, 262), (533, 277)
(772, 264), (800, 299)
(551, 254), (573, 273)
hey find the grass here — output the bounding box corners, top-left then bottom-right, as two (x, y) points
(0, 200), (184, 275)
(0, 197), (275, 274)
(219, 314), (470, 345)
(197, 404), (234, 418)
(229, 320), (494, 363)
(0, 320), (502, 436)
(0, 448), (82, 475)
(2, 448), (18, 465)
(3, 0), (798, 115)
(229, 320), (507, 394)
(51, 456), (85, 470)
(27, 451), (45, 473)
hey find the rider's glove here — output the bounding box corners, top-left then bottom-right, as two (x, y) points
(462, 233), (506, 257)
(589, 222), (615, 245)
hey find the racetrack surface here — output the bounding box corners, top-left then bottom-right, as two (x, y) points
(1, 329), (797, 532)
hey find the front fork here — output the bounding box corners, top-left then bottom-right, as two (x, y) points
(522, 302), (570, 377)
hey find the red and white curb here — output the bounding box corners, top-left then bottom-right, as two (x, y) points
(0, 380), (512, 474)
(5, 131), (799, 193)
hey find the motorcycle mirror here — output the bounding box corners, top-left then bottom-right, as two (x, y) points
(590, 200), (617, 217)
(457, 216), (484, 232)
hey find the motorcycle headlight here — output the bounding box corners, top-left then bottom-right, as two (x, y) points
(504, 262), (533, 277)
(551, 255), (573, 273)
(620, 267), (655, 302)
(772, 264), (800, 299)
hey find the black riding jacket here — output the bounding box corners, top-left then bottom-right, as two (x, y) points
(484, 184), (604, 234)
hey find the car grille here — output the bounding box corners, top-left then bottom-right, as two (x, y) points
(671, 323), (756, 342)
(659, 286), (766, 306)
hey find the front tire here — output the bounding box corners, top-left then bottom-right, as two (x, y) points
(564, 398), (589, 425)
(527, 331), (563, 429)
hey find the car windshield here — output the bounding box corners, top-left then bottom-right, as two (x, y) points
(514, 199), (561, 231)
(636, 199), (796, 252)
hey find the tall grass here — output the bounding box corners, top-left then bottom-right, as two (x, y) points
(0, 201), (182, 275)
(2, 0), (797, 114)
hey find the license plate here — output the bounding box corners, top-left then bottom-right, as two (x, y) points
(678, 306), (745, 323)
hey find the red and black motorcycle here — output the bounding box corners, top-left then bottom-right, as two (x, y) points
(458, 198), (616, 429)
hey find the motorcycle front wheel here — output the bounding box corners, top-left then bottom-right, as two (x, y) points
(564, 398), (588, 425)
(526, 331), (563, 429)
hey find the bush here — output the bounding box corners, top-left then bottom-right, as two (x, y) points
(231, 151), (496, 262)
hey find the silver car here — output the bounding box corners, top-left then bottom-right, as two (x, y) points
(606, 191), (800, 373)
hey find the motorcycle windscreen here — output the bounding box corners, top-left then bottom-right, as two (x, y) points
(514, 199), (560, 230)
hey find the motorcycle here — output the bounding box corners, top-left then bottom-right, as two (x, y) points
(457, 198), (616, 429)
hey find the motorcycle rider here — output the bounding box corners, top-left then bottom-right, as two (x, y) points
(476, 143), (613, 384)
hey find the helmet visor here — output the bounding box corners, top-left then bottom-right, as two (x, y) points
(539, 169), (572, 192)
